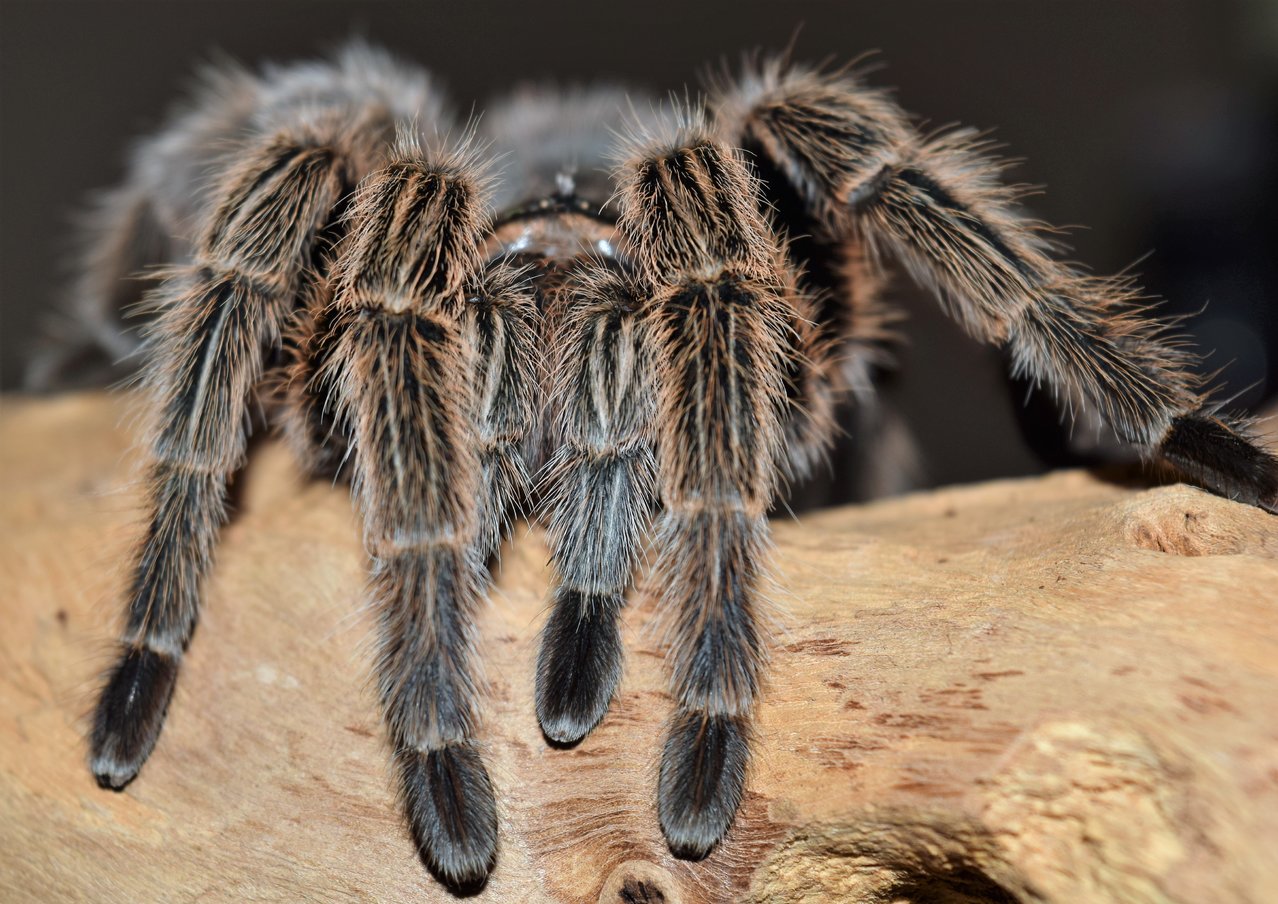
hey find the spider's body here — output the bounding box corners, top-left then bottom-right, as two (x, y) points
(55, 44), (1278, 890)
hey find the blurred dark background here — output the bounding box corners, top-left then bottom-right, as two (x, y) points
(3, 0), (1276, 499)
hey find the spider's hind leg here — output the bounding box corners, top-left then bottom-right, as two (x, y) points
(29, 187), (172, 388)
(718, 63), (1278, 510)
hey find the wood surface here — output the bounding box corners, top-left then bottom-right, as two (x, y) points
(2, 392), (1277, 903)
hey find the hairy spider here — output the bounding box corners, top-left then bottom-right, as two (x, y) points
(53, 43), (1278, 890)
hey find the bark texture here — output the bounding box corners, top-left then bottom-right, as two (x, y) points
(2, 392), (1276, 903)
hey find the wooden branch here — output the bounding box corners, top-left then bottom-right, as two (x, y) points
(2, 392), (1277, 903)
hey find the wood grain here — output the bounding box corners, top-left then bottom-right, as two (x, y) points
(2, 392), (1277, 903)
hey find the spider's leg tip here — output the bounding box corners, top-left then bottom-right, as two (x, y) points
(657, 711), (750, 861)
(661, 821), (720, 861)
(89, 645), (179, 791)
(535, 714), (592, 747)
(534, 676), (614, 746)
(534, 591), (623, 746)
(1159, 412), (1278, 511)
(90, 758), (139, 791)
(398, 743), (498, 891)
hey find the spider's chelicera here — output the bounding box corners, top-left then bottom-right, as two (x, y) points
(57, 44), (1278, 889)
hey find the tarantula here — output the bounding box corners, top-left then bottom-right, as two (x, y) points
(56, 43), (1277, 890)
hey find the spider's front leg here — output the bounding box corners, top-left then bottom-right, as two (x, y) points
(720, 64), (1278, 510)
(320, 141), (533, 889)
(89, 125), (353, 789)
(615, 128), (797, 857)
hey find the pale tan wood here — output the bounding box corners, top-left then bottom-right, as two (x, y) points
(2, 392), (1277, 903)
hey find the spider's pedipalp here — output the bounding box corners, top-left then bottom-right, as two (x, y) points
(615, 130), (795, 857)
(721, 62), (1278, 509)
(319, 144), (514, 888)
(89, 123), (354, 792)
(535, 264), (657, 744)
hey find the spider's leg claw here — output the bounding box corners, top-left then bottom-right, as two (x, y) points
(1159, 412), (1278, 513)
(657, 710), (749, 860)
(89, 646), (179, 790)
(398, 742), (498, 891)
(535, 591), (622, 745)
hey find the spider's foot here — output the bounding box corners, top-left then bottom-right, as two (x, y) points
(1159, 412), (1278, 514)
(398, 742), (498, 891)
(89, 646), (179, 790)
(535, 591), (622, 745)
(657, 710), (749, 860)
